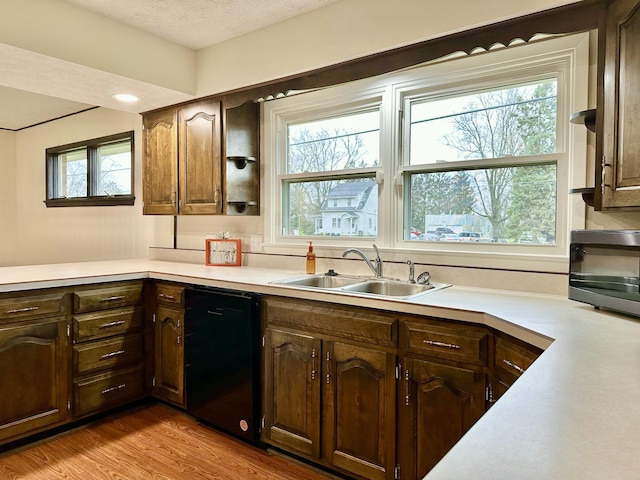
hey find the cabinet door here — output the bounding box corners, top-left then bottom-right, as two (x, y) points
(262, 328), (321, 459)
(179, 100), (223, 214)
(398, 357), (486, 479)
(153, 305), (184, 406)
(0, 317), (68, 442)
(143, 108), (179, 215)
(323, 342), (396, 480)
(601, 0), (640, 208)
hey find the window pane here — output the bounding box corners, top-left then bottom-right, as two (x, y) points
(407, 164), (557, 244)
(59, 149), (87, 198)
(287, 110), (380, 174)
(409, 79), (557, 165)
(97, 140), (132, 196)
(284, 178), (378, 237)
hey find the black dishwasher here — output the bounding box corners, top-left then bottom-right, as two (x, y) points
(184, 286), (261, 444)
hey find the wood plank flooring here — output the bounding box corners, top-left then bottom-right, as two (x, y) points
(0, 404), (334, 480)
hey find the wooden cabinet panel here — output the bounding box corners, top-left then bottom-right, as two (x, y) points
(397, 357), (486, 479)
(0, 317), (68, 442)
(0, 291), (67, 321)
(155, 283), (184, 307)
(264, 297), (397, 347)
(323, 341), (396, 480)
(401, 319), (489, 366)
(143, 108), (179, 215)
(73, 365), (144, 417)
(600, 0), (640, 208)
(179, 100), (223, 214)
(73, 283), (143, 313)
(73, 306), (143, 342)
(153, 304), (184, 406)
(263, 328), (321, 459)
(73, 333), (143, 376)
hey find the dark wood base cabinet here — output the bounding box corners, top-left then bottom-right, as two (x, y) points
(0, 289), (69, 443)
(262, 296), (541, 480)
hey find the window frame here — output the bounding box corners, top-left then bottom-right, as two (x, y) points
(263, 33), (589, 272)
(45, 131), (135, 207)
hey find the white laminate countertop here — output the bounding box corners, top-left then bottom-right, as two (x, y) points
(1, 259), (639, 479)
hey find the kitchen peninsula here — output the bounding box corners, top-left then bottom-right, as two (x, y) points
(1, 258), (639, 480)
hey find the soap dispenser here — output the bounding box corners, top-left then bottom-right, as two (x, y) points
(306, 241), (316, 274)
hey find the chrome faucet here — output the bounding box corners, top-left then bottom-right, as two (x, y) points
(342, 244), (383, 278)
(406, 260), (416, 283)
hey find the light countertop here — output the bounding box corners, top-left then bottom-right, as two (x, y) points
(1, 259), (639, 479)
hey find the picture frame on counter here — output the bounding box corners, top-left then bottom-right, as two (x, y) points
(205, 239), (241, 266)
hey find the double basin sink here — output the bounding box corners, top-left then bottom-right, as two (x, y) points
(270, 273), (450, 300)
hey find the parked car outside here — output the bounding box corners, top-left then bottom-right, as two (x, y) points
(457, 232), (481, 241)
(440, 233), (460, 241)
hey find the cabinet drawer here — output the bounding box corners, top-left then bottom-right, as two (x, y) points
(73, 334), (143, 376)
(73, 365), (144, 417)
(0, 291), (67, 321)
(264, 297), (397, 347)
(155, 283), (184, 307)
(74, 283), (143, 313)
(73, 306), (143, 342)
(402, 320), (489, 366)
(495, 336), (541, 378)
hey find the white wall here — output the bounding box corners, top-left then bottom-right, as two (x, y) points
(195, 0), (582, 97)
(0, 129), (16, 265)
(11, 108), (152, 266)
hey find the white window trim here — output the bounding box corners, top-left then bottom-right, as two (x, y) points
(262, 33), (589, 273)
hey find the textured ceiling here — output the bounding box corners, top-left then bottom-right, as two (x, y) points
(0, 0), (338, 131)
(61, 0), (338, 50)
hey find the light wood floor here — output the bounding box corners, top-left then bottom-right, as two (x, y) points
(0, 404), (334, 480)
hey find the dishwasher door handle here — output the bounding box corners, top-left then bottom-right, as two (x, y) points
(207, 307), (224, 316)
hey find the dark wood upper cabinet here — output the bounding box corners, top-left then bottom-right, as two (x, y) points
(597, 0), (640, 209)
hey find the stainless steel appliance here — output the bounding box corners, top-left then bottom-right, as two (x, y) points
(569, 230), (640, 317)
(184, 286), (261, 443)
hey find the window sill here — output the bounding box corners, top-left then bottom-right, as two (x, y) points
(45, 196), (135, 207)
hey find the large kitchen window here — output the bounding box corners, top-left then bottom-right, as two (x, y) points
(263, 33), (588, 270)
(281, 108), (381, 236)
(45, 131), (134, 207)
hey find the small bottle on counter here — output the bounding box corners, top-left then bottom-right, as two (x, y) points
(306, 241), (316, 274)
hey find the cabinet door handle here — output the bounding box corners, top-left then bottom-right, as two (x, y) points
(172, 190), (177, 207)
(100, 320), (126, 329)
(6, 306), (39, 314)
(422, 339), (461, 350)
(326, 351), (331, 384)
(503, 359), (525, 375)
(311, 348), (317, 381)
(213, 185), (220, 206)
(101, 383), (126, 395)
(100, 349), (125, 360)
(101, 295), (126, 303)
(177, 335), (182, 345)
(405, 368), (411, 406)
(601, 156), (611, 195)
(158, 293), (175, 301)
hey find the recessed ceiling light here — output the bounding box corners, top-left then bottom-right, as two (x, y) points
(112, 93), (140, 103)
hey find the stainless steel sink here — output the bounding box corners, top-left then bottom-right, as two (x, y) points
(272, 274), (366, 289)
(340, 279), (436, 297)
(270, 274), (450, 299)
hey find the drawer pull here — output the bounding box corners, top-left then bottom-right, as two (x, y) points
(6, 306), (39, 314)
(102, 295), (126, 303)
(158, 293), (176, 301)
(100, 349), (125, 360)
(101, 383), (126, 395)
(422, 340), (461, 350)
(100, 320), (126, 329)
(503, 359), (525, 374)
